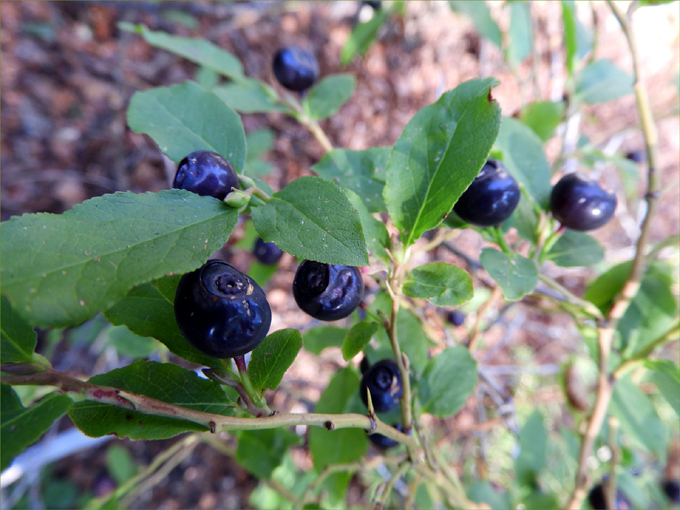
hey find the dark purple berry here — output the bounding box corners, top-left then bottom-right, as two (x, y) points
(253, 238), (284, 265)
(625, 150), (645, 163)
(293, 261), (364, 321)
(369, 423), (402, 450)
(272, 46), (319, 92)
(453, 159), (521, 227)
(360, 359), (402, 413)
(174, 260), (271, 359)
(587, 482), (631, 510)
(173, 151), (238, 200)
(360, 355), (371, 375)
(663, 479), (680, 504)
(446, 310), (466, 327)
(550, 172), (617, 231)
(362, 1), (382, 10)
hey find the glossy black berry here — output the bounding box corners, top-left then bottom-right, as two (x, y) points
(446, 310), (466, 327)
(272, 46), (319, 92)
(173, 151), (238, 200)
(550, 172), (617, 231)
(360, 359), (403, 413)
(293, 261), (364, 321)
(362, 0), (382, 10)
(360, 355), (371, 375)
(253, 238), (284, 265)
(663, 479), (680, 504)
(453, 159), (521, 227)
(587, 482), (631, 510)
(174, 260), (271, 359)
(369, 423), (402, 450)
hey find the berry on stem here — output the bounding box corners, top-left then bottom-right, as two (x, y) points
(253, 238), (284, 265)
(174, 260), (271, 359)
(173, 151), (238, 200)
(550, 172), (617, 231)
(272, 46), (319, 92)
(293, 260), (364, 321)
(360, 359), (403, 413)
(453, 159), (521, 227)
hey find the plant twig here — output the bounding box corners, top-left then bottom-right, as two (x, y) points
(566, 3), (662, 508)
(1, 369), (420, 449)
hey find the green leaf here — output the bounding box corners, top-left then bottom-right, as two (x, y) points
(500, 195), (539, 243)
(69, 361), (234, 440)
(403, 262), (473, 307)
(342, 322), (379, 361)
(494, 117), (552, 207)
(246, 128), (275, 161)
(308, 367), (368, 469)
(303, 326), (347, 355)
(106, 444), (137, 485)
(105, 275), (222, 369)
(107, 325), (160, 360)
(545, 230), (604, 267)
(251, 176), (369, 266)
(384, 79), (501, 246)
(515, 410), (547, 486)
(195, 65), (219, 90)
(644, 359), (680, 417)
(312, 147), (390, 213)
(249, 329), (303, 392)
(1, 190), (238, 329)
(303, 74), (356, 120)
(480, 248), (537, 301)
(506, 1), (533, 68)
(448, 1), (502, 48)
(1, 384), (73, 470)
(236, 429), (302, 479)
(344, 189), (390, 264)
(419, 347), (477, 417)
(561, 1), (577, 74)
(519, 101), (565, 143)
(585, 261), (677, 355)
(119, 23), (245, 81)
(341, 9), (388, 65)
(467, 481), (513, 510)
(1, 294), (37, 364)
(213, 79), (288, 114)
(610, 375), (668, 454)
(127, 81), (246, 170)
(575, 59), (634, 104)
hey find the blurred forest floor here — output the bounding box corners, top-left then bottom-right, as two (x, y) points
(1, 2), (678, 509)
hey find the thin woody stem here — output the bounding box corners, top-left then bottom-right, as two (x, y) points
(566, 3), (662, 508)
(1, 369), (418, 448)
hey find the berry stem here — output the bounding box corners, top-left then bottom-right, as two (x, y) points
(232, 356), (271, 415)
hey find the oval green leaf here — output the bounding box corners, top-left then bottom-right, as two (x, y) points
(251, 176), (368, 266)
(249, 329), (303, 392)
(384, 78), (501, 247)
(342, 322), (379, 361)
(494, 116), (552, 208)
(1, 190), (238, 328)
(303, 74), (357, 120)
(403, 262), (473, 307)
(127, 80), (246, 171)
(480, 248), (538, 301)
(419, 347), (478, 417)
